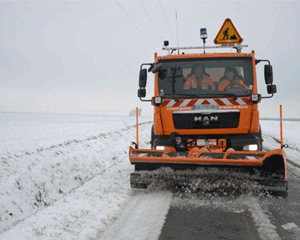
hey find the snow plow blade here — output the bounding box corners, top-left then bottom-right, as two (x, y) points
(129, 146), (288, 193)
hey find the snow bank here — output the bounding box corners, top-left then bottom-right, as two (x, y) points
(261, 120), (300, 152)
(0, 113), (152, 239)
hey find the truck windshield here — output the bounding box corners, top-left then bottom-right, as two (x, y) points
(157, 57), (253, 98)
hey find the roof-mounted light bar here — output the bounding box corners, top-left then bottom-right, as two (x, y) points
(162, 44), (248, 54)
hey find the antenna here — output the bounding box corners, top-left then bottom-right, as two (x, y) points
(159, 0), (176, 43)
(175, 6), (179, 54)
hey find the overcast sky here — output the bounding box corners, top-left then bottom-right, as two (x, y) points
(1, 0), (300, 118)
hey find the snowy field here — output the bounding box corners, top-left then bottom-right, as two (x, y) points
(0, 113), (300, 240)
(0, 113), (152, 154)
(261, 120), (300, 166)
(0, 113), (152, 239)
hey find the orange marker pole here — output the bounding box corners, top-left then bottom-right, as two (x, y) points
(280, 105), (283, 147)
(136, 107), (139, 149)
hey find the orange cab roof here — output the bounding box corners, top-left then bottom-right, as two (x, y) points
(157, 52), (253, 61)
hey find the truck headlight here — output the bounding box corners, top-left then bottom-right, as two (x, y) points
(155, 96), (162, 104)
(243, 144), (258, 151)
(251, 94), (259, 101)
(251, 94), (261, 103)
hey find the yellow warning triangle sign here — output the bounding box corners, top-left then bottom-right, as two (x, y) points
(214, 18), (243, 44)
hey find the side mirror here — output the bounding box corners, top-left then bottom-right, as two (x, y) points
(264, 65), (273, 84)
(139, 69), (147, 88)
(138, 88), (146, 98)
(267, 84), (277, 94)
(151, 63), (163, 73)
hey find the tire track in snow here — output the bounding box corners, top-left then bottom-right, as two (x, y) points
(246, 197), (281, 240)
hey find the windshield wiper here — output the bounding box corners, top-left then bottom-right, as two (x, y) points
(171, 68), (176, 99)
(207, 93), (238, 100)
(167, 67), (183, 99)
(172, 93), (238, 100)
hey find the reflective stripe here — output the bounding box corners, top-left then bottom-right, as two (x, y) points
(163, 97), (249, 107)
(224, 80), (230, 87)
(194, 99), (204, 105)
(208, 99), (218, 106)
(200, 78), (210, 89)
(161, 99), (171, 107)
(219, 79), (230, 91)
(173, 109), (239, 114)
(220, 98), (233, 105)
(236, 98), (247, 105)
(180, 99), (191, 107)
(173, 99), (185, 107)
(166, 100), (176, 107)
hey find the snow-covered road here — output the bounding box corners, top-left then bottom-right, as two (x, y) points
(100, 191), (172, 240)
(1, 113), (300, 240)
(99, 134), (300, 240)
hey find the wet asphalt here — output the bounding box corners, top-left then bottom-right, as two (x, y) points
(158, 166), (300, 240)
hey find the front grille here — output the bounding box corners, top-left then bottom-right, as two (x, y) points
(173, 111), (240, 129)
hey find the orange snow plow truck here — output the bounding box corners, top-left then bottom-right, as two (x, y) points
(129, 19), (288, 193)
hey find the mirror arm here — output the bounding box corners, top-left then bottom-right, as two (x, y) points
(255, 59), (270, 65)
(261, 92), (274, 99)
(140, 63), (153, 72)
(139, 97), (152, 102)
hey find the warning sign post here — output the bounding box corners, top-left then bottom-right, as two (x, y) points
(214, 18), (243, 44)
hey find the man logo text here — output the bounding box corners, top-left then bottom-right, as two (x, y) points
(194, 116), (218, 122)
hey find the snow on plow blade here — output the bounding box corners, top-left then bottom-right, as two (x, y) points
(129, 146), (288, 192)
